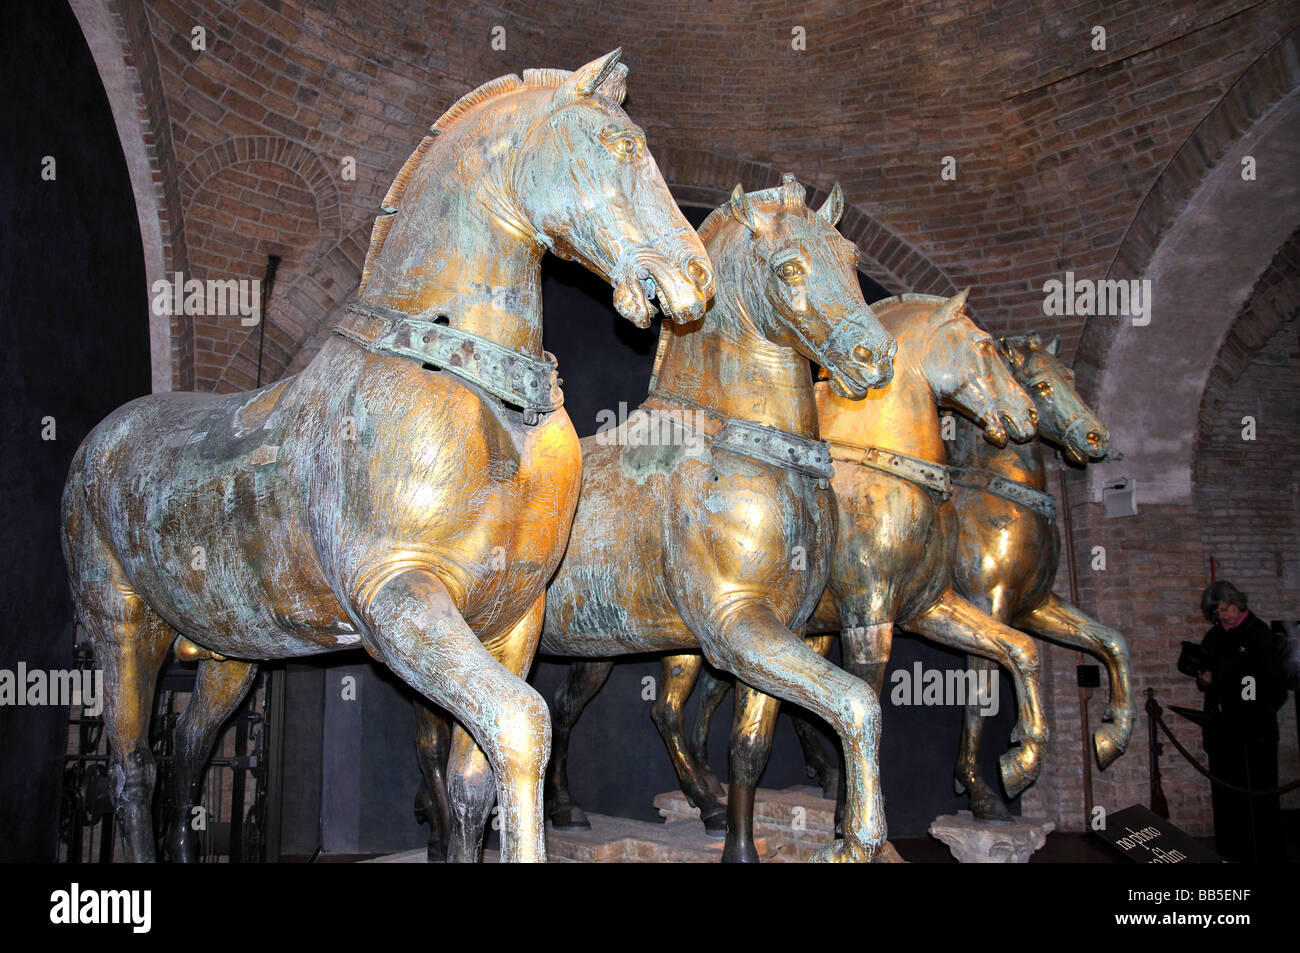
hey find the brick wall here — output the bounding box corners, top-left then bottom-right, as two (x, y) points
(97, 1), (1297, 389)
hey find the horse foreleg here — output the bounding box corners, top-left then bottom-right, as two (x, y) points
(84, 603), (173, 861)
(165, 656), (258, 861)
(790, 634), (839, 798)
(723, 683), (781, 862)
(700, 603), (885, 863)
(412, 700), (452, 861)
(544, 658), (613, 831)
(954, 654), (1011, 820)
(1018, 593), (1134, 769)
(687, 664), (731, 800)
(909, 591), (1046, 798)
(355, 572), (549, 863)
(652, 653), (726, 836)
(443, 593), (547, 863)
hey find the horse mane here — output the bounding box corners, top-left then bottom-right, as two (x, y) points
(358, 68), (578, 294)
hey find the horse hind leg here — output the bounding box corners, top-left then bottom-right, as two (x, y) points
(544, 658), (613, 831)
(81, 599), (174, 861)
(165, 655), (259, 861)
(413, 700), (452, 861)
(955, 654), (1012, 820)
(723, 683), (782, 862)
(652, 653), (727, 836)
(687, 664), (730, 801)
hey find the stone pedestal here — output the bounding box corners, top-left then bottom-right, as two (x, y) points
(363, 814), (766, 863)
(929, 810), (1054, 863)
(364, 785), (907, 862)
(655, 784), (830, 862)
(655, 785), (904, 862)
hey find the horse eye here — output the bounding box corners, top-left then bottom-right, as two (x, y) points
(1035, 381), (1051, 394)
(613, 136), (640, 158)
(777, 261), (804, 280)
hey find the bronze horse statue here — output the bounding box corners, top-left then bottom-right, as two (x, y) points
(948, 333), (1132, 819)
(546, 292), (1046, 861)
(675, 332), (1129, 837)
(60, 50), (714, 863)
(420, 174), (898, 862)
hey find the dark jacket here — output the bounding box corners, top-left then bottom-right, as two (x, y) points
(1199, 611), (1288, 741)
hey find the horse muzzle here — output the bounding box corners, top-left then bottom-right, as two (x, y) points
(610, 246), (714, 328)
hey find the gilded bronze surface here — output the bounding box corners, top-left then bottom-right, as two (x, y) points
(948, 334), (1134, 819)
(60, 51), (713, 863)
(545, 292), (1050, 861)
(517, 176), (897, 863)
(729, 294), (1048, 858)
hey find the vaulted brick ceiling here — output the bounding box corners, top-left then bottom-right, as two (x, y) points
(98, 0), (1300, 393)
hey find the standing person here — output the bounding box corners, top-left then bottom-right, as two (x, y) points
(1195, 581), (1288, 862)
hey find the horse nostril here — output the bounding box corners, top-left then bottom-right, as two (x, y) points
(1087, 431), (1101, 446)
(686, 258), (712, 291)
(1026, 408), (1038, 427)
(853, 345), (875, 366)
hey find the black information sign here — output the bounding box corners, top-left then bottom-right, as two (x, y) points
(1093, 805), (1223, 863)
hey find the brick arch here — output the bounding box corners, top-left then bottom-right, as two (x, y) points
(69, 0), (191, 391)
(1076, 28), (1300, 399)
(656, 146), (958, 299)
(1078, 28), (1300, 506)
(1196, 227), (1300, 454)
(181, 137), (343, 255)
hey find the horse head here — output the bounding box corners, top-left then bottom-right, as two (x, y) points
(513, 50), (714, 327)
(896, 290), (1038, 446)
(699, 174), (895, 397)
(999, 333), (1109, 464)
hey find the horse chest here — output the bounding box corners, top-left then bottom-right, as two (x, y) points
(952, 490), (1059, 613)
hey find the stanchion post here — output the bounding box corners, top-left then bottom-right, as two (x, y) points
(1146, 687), (1170, 819)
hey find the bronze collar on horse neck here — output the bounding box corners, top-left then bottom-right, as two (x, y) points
(948, 465), (1058, 521)
(824, 436), (953, 502)
(641, 391), (834, 483)
(335, 303), (563, 424)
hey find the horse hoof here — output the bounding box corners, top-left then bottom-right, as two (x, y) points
(700, 809), (727, 838)
(969, 786), (1014, 822)
(809, 838), (875, 863)
(998, 739), (1043, 798)
(547, 804), (591, 831)
(1093, 721), (1130, 770)
(871, 840), (906, 863)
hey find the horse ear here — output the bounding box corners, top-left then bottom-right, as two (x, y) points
(1046, 334), (1061, 357)
(554, 49), (624, 106)
(729, 183), (760, 233)
(999, 336), (1027, 368)
(942, 287), (970, 320)
(818, 182), (844, 226)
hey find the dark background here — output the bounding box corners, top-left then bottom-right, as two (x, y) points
(0, 0), (152, 861)
(0, 0), (1016, 861)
